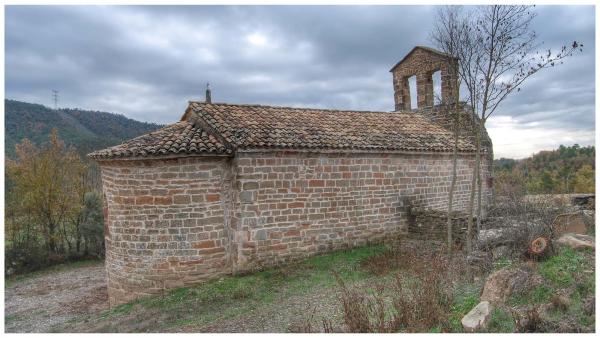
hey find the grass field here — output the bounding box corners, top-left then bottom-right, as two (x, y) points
(6, 240), (595, 333)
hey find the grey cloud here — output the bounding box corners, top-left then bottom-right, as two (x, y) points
(5, 5), (595, 157)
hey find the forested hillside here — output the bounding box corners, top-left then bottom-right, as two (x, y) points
(5, 99), (163, 274)
(494, 144), (595, 194)
(5, 99), (162, 158)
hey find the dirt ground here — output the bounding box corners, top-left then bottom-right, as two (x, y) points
(3, 260), (346, 333)
(4, 262), (108, 333)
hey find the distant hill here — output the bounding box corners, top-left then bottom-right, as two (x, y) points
(5, 99), (163, 158)
(494, 144), (595, 194)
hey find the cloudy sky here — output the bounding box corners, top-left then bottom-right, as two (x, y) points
(5, 5), (595, 158)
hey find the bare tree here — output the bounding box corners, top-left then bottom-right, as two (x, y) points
(430, 6), (466, 253)
(432, 5), (582, 253)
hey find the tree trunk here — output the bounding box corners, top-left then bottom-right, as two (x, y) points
(75, 219), (82, 256)
(476, 162), (483, 233)
(465, 118), (483, 254)
(46, 222), (58, 255)
(447, 108), (460, 253)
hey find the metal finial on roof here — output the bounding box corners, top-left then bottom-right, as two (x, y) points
(205, 82), (212, 104)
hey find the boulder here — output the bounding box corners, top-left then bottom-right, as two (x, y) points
(481, 264), (542, 304)
(553, 212), (588, 235)
(555, 233), (595, 250)
(462, 301), (492, 332)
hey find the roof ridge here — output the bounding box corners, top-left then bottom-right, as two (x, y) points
(188, 101), (415, 115)
(186, 110), (235, 152)
(89, 101), (479, 160)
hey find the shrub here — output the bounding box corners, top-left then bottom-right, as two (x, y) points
(489, 307), (516, 332)
(335, 249), (455, 332)
(512, 307), (541, 333)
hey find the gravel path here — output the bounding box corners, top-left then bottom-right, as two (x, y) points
(4, 262), (108, 333)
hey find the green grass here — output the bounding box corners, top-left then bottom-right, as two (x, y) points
(286, 244), (388, 292)
(538, 247), (587, 287)
(5, 313), (22, 325)
(96, 244), (387, 331)
(448, 283), (481, 332)
(531, 285), (553, 303)
(5, 259), (102, 288)
(508, 247), (595, 332)
(56, 243), (597, 333)
(487, 308), (515, 333)
(493, 257), (513, 270)
(428, 326), (442, 333)
(508, 284), (554, 306)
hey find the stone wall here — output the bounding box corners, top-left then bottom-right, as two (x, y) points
(391, 47), (459, 110)
(416, 104), (495, 211)
(100, 150), (490, 306)
(100, 156), (233, 306)
(229, 151), (483, 271)
(407, 207), (474, 245)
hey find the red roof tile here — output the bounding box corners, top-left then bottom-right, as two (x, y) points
(89, 102), (476, 160)
(88, 120), (231, 159)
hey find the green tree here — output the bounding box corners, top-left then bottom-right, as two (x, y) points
(573, 165), (595, 193)
(540, 170), (556, 193)
(6, 129), (87, 258)
(80, 191), (105, 257)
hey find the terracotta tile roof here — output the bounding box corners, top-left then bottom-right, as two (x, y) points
(187, 102), (475, 153)
(89, 101), (476, 160)
(88, 120), (232, 159)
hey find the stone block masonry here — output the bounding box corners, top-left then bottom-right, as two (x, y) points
(391, 47), (459, 111)
(100, 150), (489, 306)
(100, 156), (232, 306)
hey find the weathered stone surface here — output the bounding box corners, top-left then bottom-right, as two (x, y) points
(391, 46), (458, 110)
(407, 208), (474, 244)
(555, 233), (595, 250)
(94, 47), (498, 308)
(478, 228), (514, 248)
(462, 301), (492, 332)
(99, 151), (493, 307)
(481, 264), (542, 304)
(553, 212), (589, 235)
(255, 229), (267, 241)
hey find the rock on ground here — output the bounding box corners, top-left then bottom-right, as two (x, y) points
(553, 212), (589, 235)
(462, 301), (492, 332)
(480, 264), (542, 304)
(555, 234), (595, 250)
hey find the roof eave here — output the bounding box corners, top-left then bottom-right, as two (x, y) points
(89, 151), (234, 162)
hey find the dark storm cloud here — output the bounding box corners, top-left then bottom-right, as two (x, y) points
(4, 5), (595, 158)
